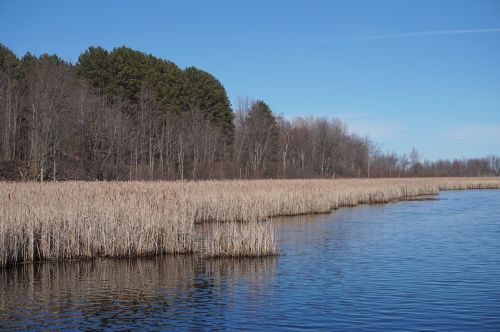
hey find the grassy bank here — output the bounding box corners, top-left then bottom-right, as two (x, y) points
(1, 178), (500, 267)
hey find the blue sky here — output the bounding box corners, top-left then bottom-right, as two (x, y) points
(1, 0), (499, 160)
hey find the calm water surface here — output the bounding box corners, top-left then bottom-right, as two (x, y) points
(1, 189), (500, 331)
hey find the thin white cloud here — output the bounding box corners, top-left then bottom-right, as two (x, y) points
(307, 28), (500, 43)
(333, 112), (371, 119)
(444, 124), (500, 143)
(347, 119), (405, 140)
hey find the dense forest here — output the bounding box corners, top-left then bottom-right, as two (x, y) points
(0, 44), (499, 181)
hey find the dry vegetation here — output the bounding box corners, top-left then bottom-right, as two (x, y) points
(1, 177), (500, 267)
(202, 221), (276, 258)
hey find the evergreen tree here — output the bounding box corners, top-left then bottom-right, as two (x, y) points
(77, 46), (111, 95)
(144, 54), (185, 111)
(183, 67), (234, 140)
(0, 44), (20, 78)
(243, 100), (279, 177)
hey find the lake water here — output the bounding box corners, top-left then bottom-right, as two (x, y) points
(1, 190), (500, 331)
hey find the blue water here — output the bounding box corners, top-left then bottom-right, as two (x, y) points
(1, 190), (499, 331)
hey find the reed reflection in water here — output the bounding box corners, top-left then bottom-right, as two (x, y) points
(0, 256), (277, 330)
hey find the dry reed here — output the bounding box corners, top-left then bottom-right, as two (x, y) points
(203, 221), (277, 257)
(1, 177), (499, 267)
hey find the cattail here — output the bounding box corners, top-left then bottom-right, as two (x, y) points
(1, 177), (499, 267)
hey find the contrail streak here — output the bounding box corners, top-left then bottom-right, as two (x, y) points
(307, 28), (500, 43)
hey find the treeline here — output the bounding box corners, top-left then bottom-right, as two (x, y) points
(0, 44), (499, 181)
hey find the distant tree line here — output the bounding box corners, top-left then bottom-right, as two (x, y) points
(1, 44), (499, 181)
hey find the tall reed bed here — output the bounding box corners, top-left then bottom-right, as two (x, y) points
(1, 177), (499, 267)
(202, 221), (276, 258)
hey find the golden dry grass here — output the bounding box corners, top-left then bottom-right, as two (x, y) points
(202, 221), (277, 258)
(1, 177), (499, 267)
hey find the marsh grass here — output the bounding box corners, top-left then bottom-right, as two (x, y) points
(1, 177), (499, 267)
(203, 221), (277, 257)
